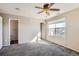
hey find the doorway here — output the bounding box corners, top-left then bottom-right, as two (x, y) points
(40, 23), (46, 40)
(10, 20), (18, 45)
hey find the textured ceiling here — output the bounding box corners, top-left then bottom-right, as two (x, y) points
(0, 3), (79, 19)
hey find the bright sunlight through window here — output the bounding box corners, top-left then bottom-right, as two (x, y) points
(48, 18), (66, 38)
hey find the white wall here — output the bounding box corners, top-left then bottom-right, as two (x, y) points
(0, 13), (43, 46)
(19, 17), (42, 44)
(44, 8), (79, 52)
(0, 16), (2, 49)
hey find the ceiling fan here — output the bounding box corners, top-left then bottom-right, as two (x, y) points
(35, 3), (60, 15)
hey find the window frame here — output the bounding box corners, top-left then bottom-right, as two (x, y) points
(47, 17), (66, 38)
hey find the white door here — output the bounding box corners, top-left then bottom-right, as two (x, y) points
(0, 16), (2, 49)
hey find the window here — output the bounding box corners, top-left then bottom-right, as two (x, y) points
(48, 18), (66, 38)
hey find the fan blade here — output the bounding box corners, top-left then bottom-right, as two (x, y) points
(49, 3), (55, 8)
(35, 6), (43, 9)
(45, 12), (50, 15)
(37, 11), (44, 14)
(50, 8), (60, 11)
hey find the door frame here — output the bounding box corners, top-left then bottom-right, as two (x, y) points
(0, 16), (2, 49)
(9, 18), (20, 45)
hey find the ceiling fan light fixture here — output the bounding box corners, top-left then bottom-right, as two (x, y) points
(35, 3), (60, 15)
